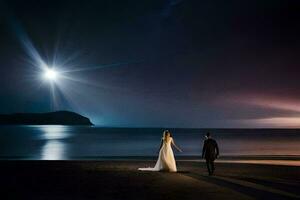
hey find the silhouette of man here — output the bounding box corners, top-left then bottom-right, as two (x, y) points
(202, 132), (219, 175)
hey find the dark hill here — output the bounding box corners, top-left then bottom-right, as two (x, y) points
(0, 111), (93, 125)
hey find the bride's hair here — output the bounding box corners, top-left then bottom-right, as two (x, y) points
(163, 130), (172, 140)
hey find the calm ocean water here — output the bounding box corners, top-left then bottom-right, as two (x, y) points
(0, 126), (299, 160)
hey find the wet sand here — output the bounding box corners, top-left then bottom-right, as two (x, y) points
(1, 160), (299, 199)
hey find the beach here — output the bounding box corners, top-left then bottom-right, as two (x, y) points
(1, 160), (299, 200)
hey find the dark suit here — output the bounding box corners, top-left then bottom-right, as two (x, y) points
(202, 138), (219, 175)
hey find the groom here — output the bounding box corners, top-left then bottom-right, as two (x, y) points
(202, 132), (219, 175)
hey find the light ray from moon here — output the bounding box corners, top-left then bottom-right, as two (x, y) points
(9, 17), (47, 70)
(59, 60), (143, 74)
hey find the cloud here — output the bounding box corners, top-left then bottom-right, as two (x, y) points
(233, 95), (300, 113)
(242, 117), (300, 128)
(220, 94), (300, 127)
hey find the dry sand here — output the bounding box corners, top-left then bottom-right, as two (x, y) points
(1, 160), (299, 200)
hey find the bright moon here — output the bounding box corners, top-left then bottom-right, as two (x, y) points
(44, 68), (58, 81)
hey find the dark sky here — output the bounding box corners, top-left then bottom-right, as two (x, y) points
(0, 0), (300, 127)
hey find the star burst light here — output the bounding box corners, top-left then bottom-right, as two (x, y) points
(43, 67), (59, 81)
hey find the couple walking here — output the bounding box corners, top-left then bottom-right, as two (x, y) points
(139, 130), (219, 175)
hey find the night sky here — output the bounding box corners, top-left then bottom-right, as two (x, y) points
(0, 0), (300, 127)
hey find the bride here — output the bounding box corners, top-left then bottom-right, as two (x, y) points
(139, 130), (182, 172)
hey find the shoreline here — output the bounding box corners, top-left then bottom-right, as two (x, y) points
(1, 157), (300, 167)
(1, 155), (299, 160)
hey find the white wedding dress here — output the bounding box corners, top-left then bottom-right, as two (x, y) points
(139, 137), (177, 172)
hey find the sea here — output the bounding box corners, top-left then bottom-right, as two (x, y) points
(0, 126), (299, 161)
